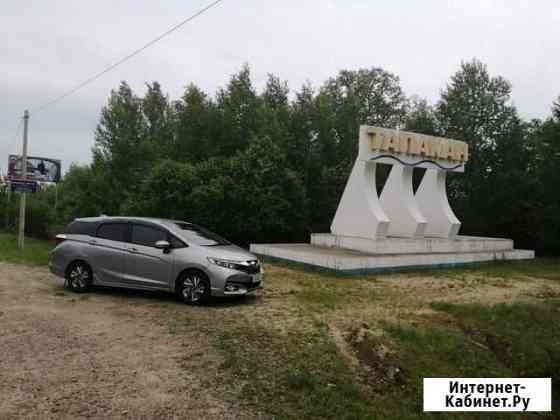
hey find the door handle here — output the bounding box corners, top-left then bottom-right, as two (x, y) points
(88, 239), (98, 245)
(128, 247), (139, 253)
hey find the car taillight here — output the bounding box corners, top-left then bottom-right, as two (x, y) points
(55, 234), (67, 245)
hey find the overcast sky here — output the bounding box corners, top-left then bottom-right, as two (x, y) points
(1, 0), (559, 173)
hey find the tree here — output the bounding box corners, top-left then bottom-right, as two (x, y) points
(189, 136), (308, 244)
(174, 84), (217, 162)
(257, 74), (293, 161)
(289, 83), (316, 179)
(142, 82), (174, 159)
(405, 97), (439, 136)
(32, 63), (560, 255)
(436, 59), (533, 241)
(126, 136), (308, 245)
(296, 68), (408, 231)
(553, 97), (560, 120)
(317, 67), (408, 164)
(527, 98), (560, 254)
(57, 164), (116, 220)
(92, 82), (148, 208)
(215, 64), (261, 155)
(123, 159), (198, 218)
(438, 60), (518, 176)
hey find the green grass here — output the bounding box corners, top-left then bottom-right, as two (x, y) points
(293, 272), (379, 311)
(213, 303), (560, 419)
(0, 232), (53, 266)
(358, 300), (560, 419)
(295, 277), (347, 310)
(215, 320), (375, 420)
(353, 325), (515, 419)
(430, 258), (560, 282)
(432, 301), (560, 396)
(211, 260), (560, 419)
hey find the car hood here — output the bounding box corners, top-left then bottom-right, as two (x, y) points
(202, 244), (257, 261)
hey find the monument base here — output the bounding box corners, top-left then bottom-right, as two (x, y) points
(250, 234), (534, 274)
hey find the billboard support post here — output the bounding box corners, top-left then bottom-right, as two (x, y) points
(17, 110), (29, 250)
(5, 186), (10, 230)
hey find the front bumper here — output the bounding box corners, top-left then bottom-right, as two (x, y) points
(222, 272), (264, 296)
(207, 264), (264, 297)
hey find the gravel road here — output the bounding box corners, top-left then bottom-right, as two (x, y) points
(0, 262), (250, 420)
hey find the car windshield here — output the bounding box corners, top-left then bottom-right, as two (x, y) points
(173, 222), (231, 246)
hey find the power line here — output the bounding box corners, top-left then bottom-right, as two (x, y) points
(31, 0), (225, 115)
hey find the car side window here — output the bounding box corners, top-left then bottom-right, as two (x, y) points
(96, 223), (128, 242)
(131, 224), (167, 247)
(169, 234), (186, 249)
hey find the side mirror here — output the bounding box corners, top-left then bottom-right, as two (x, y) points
(155, 240), (171, 252)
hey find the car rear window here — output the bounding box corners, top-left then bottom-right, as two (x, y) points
(65, 221), (98, 236)
(96, 223), (128, 242)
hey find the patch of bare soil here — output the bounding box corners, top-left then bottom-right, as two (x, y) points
(375, 272), (560, 307)
(0, 262), (254, 420)
(324, 272), (560, 330)
(329, 323), (405, 395)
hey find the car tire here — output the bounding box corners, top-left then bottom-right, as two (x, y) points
(178, 271), (210, 305)
(65, 261), (92, 293)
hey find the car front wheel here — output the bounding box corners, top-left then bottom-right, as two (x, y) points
(178, 271), (210, 304)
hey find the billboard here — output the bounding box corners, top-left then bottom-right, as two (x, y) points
(8, 155), (61, 183)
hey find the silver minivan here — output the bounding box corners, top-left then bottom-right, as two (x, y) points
(49, 216), (263, 304)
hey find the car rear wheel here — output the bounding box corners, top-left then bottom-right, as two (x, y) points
(66, 261), (92, 293)
(178, 271), (210, 304)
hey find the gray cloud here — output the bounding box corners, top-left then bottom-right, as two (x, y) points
(1, 0), (559, 172)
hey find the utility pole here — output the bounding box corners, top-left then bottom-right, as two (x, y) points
(17, 110), (29, 250)
(5, 185), (10, 230)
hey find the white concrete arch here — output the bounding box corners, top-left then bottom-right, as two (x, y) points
(330, 159), (390, 239)
(379, 165), (427, 238)
(415, 169), (461, 238)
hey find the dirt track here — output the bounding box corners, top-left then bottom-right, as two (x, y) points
(0, 262), (254, 420)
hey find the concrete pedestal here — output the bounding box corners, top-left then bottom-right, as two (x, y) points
(310, 234), (515, 254)
(250, 234), (534, 274)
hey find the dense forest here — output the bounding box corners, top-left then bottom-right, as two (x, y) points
(2, 59), (560, 255)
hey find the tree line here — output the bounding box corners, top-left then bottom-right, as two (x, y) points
(2, 59), (559, 254)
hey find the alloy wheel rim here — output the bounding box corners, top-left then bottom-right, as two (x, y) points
(70, 265), (89, 289)
(182, 275), (206, 302)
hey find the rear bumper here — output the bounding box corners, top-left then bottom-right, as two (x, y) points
(48, 260), (65, 278)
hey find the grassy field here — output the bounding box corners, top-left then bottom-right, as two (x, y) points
(0, 232), (53, 266)
(208, 261), (560, 419)
(1, 233), (558, 418)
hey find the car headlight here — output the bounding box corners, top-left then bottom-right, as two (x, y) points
(207, 257), (246, 271)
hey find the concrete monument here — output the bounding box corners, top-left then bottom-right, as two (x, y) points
(251, 126), (534, 273)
